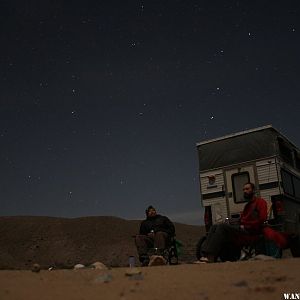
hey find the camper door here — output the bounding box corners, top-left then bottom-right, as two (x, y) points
(224, 165), (257, 217)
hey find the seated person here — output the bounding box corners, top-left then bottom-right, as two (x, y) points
(198, 182), (268, 263)
(135, 205), (175, 266)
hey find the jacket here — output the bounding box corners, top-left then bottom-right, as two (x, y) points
(139, 214), (175, 237)
(240, 196), (268, 234)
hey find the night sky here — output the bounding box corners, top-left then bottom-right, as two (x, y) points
(1, 1), (299, 224)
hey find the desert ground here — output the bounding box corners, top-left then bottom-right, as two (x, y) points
(0, 216), (204, 269)
(0, 259), (300, 300)
(0, 216), (299, 300)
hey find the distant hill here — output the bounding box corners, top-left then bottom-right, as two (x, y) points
(0, 216), (205, 269)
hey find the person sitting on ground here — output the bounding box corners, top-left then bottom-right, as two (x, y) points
(135, 205), (175, 266)
(198, 182), (268, 263)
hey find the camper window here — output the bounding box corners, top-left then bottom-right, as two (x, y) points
(232, 172), (249, 203)
(292, 176), (300, 201)
(278, 137), (293, 165)
(281, 169), (294, 197)
(294, 150), (300, 171)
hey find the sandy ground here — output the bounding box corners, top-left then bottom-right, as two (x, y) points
(1, 258), (299, 300)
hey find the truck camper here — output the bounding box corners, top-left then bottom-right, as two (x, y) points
(196, 125), (300, 257)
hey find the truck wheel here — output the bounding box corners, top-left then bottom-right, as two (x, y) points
(219, 243), (241, 262)
(290, 234), (300, 257)
(196, 236), (206, 260)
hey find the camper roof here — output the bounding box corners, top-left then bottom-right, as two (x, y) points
(196, 125), (274, 146)
(196, 125), (299, 172)
(196, 125), (299, 149)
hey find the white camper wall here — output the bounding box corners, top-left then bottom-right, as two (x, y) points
(211, 201), (228, 223)
(200, 170), (228, 223)
(255, 158), (280, 218)
(200, 171), (224, 194)
(256, 158), (280, 208)
(256, 158), (278, 185)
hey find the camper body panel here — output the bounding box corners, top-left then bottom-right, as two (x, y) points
(200, 157), (280, 224)
(256, 158), (280, 187)
(276, 158), (300, 234)
(199, 170), (227, 224)
(256, 158), (281, 216)
(223, 163), (257, 217)
(197, 126), (300, 235)
(197, 126), (300, 259)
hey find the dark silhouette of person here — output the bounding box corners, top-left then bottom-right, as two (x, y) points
(135, 205), (175, 266)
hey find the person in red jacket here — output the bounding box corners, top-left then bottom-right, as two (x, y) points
(198, 182), (268, 263)
(240, 184), (288, 251)
(240, 183), (268, 233)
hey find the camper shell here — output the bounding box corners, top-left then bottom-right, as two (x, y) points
(197, 125), (300, 236)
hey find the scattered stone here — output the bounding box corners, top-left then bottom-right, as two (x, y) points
(233, 280), (248, 287)
(198, 291), (209, 300)
(74, 264), (85, 270)
(254, 285), (276, 293)
(250, 255), (276, 261)
(148, 255), (166, 266)
(31, 263), (41, 273)
(94, 273), (113, 283)
(119, 291), (126, 300)
(265, 275), (287, 283)
(128, 274), (144, 281)
(91, 261), (108, 270)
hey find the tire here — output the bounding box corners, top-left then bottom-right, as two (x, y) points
(196, 236), (207, 260)
(219, 243), (241, 262)
(290, 234), (300, 257)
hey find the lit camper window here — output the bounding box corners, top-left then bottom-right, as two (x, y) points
(232, 172), (250, 203)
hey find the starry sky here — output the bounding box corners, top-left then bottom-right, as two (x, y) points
(1, 1), (299, 224)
